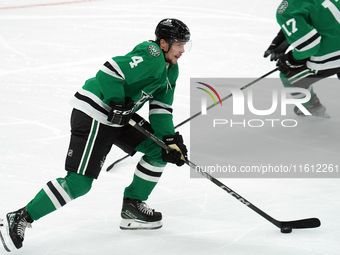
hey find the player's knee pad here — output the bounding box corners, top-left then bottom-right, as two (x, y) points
(57, 171), (94, 199)
(114, 114), (154, 156)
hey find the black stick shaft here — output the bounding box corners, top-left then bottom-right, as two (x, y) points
(128, 118), (321, 230)
(106, 155), (129, 172)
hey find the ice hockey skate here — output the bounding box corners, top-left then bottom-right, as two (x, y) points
(294, 94), (330, 118)
(120, 196), (162, 230)
(0, 207), (33, 252)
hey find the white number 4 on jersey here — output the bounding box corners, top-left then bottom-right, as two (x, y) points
(129, 56), (143, 68)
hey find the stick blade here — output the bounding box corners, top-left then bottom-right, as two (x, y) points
(106, 155), (130, 172)
(281, 218), (321, 229)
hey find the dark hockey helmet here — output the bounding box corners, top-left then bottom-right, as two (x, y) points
(155, 18), (190, 46)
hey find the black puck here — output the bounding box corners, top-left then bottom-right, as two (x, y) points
(281, 226), (292, 233)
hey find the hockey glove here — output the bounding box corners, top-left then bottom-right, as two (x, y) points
(263, 30), (290, 61)
(161, 132), (188, 166)
(107, 97), (135, 126)
(277, 51), (307, 76)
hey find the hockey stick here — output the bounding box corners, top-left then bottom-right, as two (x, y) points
(106, 155), (129, 172)
(128, 118), (321, 233)
(106, 68), (278, 172)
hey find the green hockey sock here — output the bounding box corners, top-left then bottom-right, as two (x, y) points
(123, 157), (165, 201)
(124, 174), (158, 201)
(26, 172), (93, 221)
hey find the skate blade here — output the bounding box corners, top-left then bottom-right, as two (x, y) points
(298, 112), (330, 118)
(311, 105), (330, 118)
(0, 218), (15, 252)
(119, 219), (162, 230)
(316, 112), (330, 118)
(297, 108), (330, 118)
(309, 111), (331, 118)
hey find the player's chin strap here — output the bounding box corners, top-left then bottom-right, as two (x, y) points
(154, 39), (171, 54)
(162, 39), (174, 53)
(127, 118), (321, 233)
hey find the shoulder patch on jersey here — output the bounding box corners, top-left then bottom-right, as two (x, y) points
(148, 45), (161, 57)
(277, 0), (289, 14)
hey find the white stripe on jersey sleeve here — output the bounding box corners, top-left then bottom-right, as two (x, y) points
(150, 100), (172, 109)
(149, 100), (173, 115)
(100, 59), (125, 80)
(149, 109), (172, 115)
(291, 29), (321, 52)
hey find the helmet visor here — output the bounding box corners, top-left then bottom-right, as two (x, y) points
(172, 39), (192, 53)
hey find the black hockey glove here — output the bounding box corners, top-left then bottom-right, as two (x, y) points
(264, 30), (290, 61)
(277, 51), (307, 76)
(161, 132), (188, 166)
(107, 97), (134, 126)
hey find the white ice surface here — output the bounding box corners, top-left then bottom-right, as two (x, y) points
(0, 0), (340, 254)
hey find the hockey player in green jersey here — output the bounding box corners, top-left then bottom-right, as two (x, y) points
(0, 18), (190, 252)
(264, 0), (340, 117)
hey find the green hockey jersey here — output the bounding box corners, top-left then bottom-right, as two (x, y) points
(276, 0), (340, 70)
(71, 41), (178, 139)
